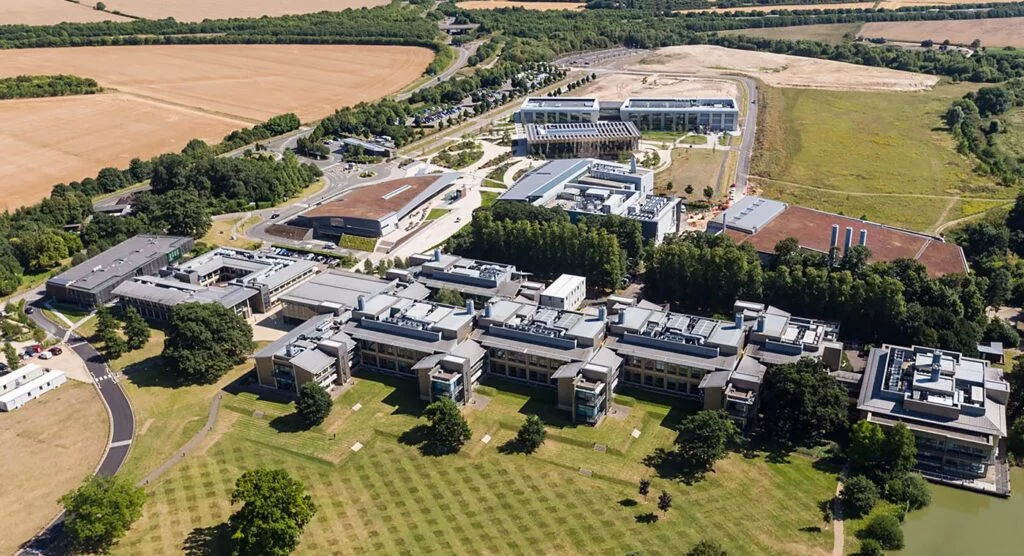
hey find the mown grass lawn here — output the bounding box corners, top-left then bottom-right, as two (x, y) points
(116, 372), (838, 555)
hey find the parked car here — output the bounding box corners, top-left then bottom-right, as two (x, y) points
(0, 362), (8, 372)
(38, 351), (53, 360)
(271, 213), (280, 219)
(48, 346), (63, 356)
(27, 344), (42, 354)
(24, 307), (34, 314)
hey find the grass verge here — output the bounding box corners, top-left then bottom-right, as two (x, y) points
(338, 234), (378, 252)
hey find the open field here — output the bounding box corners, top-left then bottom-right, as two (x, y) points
(750, 82), (1017, 232)
(0, 0), (131, 25)
(0, 44), (431, 210)
(719, 23), (863, 45)
(457, 1), (586, 10)
(114, 373), (837, 555)
(0, 94), (245, 211)
(860, 18), (1024, 48)
(631, 45), (939, 91)
(656, 148), (728, 198)
(102, 0), (388, 21)
(0, 381), (108, 555)
(677, 2), (873, 13)
(577, 72), (739, 100)
(202, 216), (264, 250)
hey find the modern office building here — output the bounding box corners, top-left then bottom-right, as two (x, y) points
(539, 274), (586, 311)
(46, 235), (194, 307)
(520, 121), (641, 159)
(0, 364), (66, 411)
(499, 158), (681, 242)
(518, 96), (739, 132)
(111, 247), (317, 322)
(405, 250), (524, 302)
(343, 294), (484, 406)
(474, 298), (621, 424)
(857, 344), (1010, 495)
(709, 196), (969, 277)
(278, 269), (429, 322)
(738, 300), (843, 371)
(254, 314), (355, 395)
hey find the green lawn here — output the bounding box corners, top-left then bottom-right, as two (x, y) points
(656, 148), (727, 197)
(719, 23), (862, 45)
(481, 190), (500, 208)
(425, 208), (450, 221)
(680, 134), (709, 145)
(642, 130), (688, 143)
(339, 234), (378, 252)
(115, 373), (838, 555)
(752, 83), (1012, 231)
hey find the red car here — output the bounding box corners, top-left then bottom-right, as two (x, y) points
(48, 346), (63, 356)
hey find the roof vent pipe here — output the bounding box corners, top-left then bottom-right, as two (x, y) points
(843, 227), (854, 255)
(931, 350), (942, 380)
(466, 299), (475, 314)
(859, 228), (868, 247)
(484, 302), (492, 318)
(357, 295), (366, 312)
(597, 306), (607, 321)
(756, 315), (765, 333)
(829, 224), (840, 249)
(734, 313), (744, 329)
(433, 248), (442, 262)
(617, 310), (626, 325)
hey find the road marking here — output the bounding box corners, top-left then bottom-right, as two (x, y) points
(68, 342), (86, 348)
(109, 440), (132, 448)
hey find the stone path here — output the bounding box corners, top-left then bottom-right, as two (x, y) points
(138, 392), (223, 487)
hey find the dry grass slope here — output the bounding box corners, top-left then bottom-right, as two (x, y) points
(860, 18), (1024, 48)
(0, 0), (131, 25)
(102, 0), (389, 21)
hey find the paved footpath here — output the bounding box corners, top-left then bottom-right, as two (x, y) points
(832, 475), (846, 556)
(139, 392), (224, 487)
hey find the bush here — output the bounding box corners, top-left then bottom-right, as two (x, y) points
(514, 414), (546, 454)
(686, 539), (727, 556)
(296, 382), (333, 427)
(858, 539), (884, 556)
(841, 475), (879, 518)
(861, 513), (904, 550)
(884, 473), (931, 511)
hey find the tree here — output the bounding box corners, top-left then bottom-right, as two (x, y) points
(664, 410), (739, 478)
(153, 188), (211, 238)
(4, 341), (19, 370)
(104, 334), (128, 359)
(684, 184), (694, 195)
(638, 477), (651, 500)
(657, 490), (673, 515)
(759, 358), (848, 446)
(882, 423), (917, 479)
(121, 306), (150, 351)
(883, 473), (931, 511)
(514, 414), (546, 454)
(433, 287), (465, 307)
(848, 420), (885, 476)
(95, 2), (106, 10)
(95, 306), (119, 344)
(229, 468), (317, 556)
(686, 539), (727, 556)
(857, 539), (884, 556)
(703, 186), (714, 200)
(1010, 415), (1024, 463)
(296, 382), (333, 427)
(422, 397), (471, 453)
(860, 513), (904, 550)
(840, 475), (879, 518)
(163, 303), (253, 384)
(60, 476), (145, 554)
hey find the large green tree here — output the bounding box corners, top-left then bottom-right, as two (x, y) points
(658, 410), (739, 480)
(3, 341), (19, 370)
(296, 382), (333, 427)
(163, 302), (253, 384)
(514, 414), (546, 454)
(759, 358), (848, 446)
(423, 397), (472, 454)
(433, 287), (465, 307)
(60, 476), (146, 554)
(840, 475), (879, 518)
(229, 468), (317, 556)
(121, 306), (151, 351)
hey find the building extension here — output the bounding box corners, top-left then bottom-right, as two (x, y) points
(858, 345), (1010, 495)
(255, 314), (355, 395)
(499, 158), (681, 242)
(521, 121), (641, 160)
(291, 173), (459, 239)
(404, 250), (525, 302)
(518, 96), (739, 132)
(46, 235), (194, 307)
(279, 269), (430, 322)
(0, 364), (66, 411)
(708, 196), (969, 277)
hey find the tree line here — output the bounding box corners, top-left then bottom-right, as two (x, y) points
(945, 79), (1024, 185)
(0, 74), (101, 99)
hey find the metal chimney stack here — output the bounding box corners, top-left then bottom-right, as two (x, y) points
(859, 228), (867, 247)
(829, 224), (840, 250)
(843, 227), (854, 255)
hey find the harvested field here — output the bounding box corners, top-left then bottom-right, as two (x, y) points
(577, 72), (739, 100)
(881, 0), (1024, 5)
(0, 44), (433, 122)
(102, 0), (388, 21)
(860, 18), (1024, 48)
(0, 0), (131, 25)
(0, 44), (431, 210)
(631, 45), (938, 91)
(457, 0), (586, 9)
(0, 381), (108, 555)
(719, 23), (863, 45)
(677, 2), (873, 13)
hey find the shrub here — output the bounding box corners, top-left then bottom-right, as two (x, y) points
(858, 539), (884, 556)
(841, 475), (879, 518)
(884, 473), (931, 511)
(861, 513), (904, 550)
(296, 382), (333, 427)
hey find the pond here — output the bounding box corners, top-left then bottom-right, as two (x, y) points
(900, 468), (1023, 554)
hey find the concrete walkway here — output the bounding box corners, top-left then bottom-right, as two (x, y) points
(138, 392), (223, 488)
(832, 476), (846, 556)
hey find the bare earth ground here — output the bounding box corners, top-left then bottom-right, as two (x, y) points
(0, 44), (431, 210)
(881, 0), (1024, 5)
(577, 72), (739, 100)
(677, 2), (873, 13)
(457, 1), (586, 9)
(0, 94), (246, 211)
(0, 44), (434, 122)
(0, 0), (131, 25)
(0, 381), (108, 555)
(628, 45), (938, 91)
(860, 18), (1024, 48)
(102, 0), (387, 21)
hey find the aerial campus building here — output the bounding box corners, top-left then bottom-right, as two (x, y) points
(521, 121), (641, 160)
(708, 196), (969, 277)
(255, 314), (355, 395)
(403, 250), (525, 303)
(499, 158), (682, 242)
(0, 364), (66, 412)
(518, 96), (740, 132)
(278, 269), (429, 322)
(858, 345), (1010, 495)
(46, 235), (194, 307)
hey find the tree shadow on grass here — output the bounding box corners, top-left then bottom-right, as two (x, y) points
(121, 356), (192, 390)
(634, 512), (659, 524)
(183, 523), (232, 556)
(642, 448), (709, 486)
(496, 438), (537, 455)
(619, 498), (638, 507)
(269, 411), (310, 434)
(397, 423), (461, 456)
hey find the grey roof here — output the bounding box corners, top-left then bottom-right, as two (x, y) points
(256, 314), (333, 358)
(551, 361), (585, 379)
(699, 370), (732, 389)
(977, 342), (1004, 356)
(590, 346), (623, 371)
(394, 281), (431, 301)
(451, 338), (486, 363)
(112, 279), (256, 309)
(412, 353), (447, 370)
(733, 356), (766, 384)
(290, 348), (335, 374)
(281, 270), (392, 309)
(473, 329), (594, 363)
(712, 196), (787, 235)
(607, 336), (739, 372)
(524, 121), (641, 144)
(622, 97), (738, 112)
(48, 235), (191, 293)
(500, 158), (591, 202)
(344, 321), (455, 354)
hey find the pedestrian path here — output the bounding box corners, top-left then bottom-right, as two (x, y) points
(138, 392), (223, 487)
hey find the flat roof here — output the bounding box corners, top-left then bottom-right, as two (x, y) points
(47, 235), (191, 293)
(524, 121), (641, 143)
(501, 158), (591, 202)
(622, 97), (738, 111)
(542, 274), (585, 299)
(301, 173), (457, 222)
(725, 203), (968, 277)
(522, 97), (599, 110)
(280, 270), (391, 309)
(714, 196), (788, 235)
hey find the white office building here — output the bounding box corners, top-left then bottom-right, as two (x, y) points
(540, 274), (587, 311)
(0, 364), (67, 411)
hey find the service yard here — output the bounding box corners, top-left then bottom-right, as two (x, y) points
(101, 0), (389, 21)
(0, 44), (432, 210)
(0, 0), (131, 25)
(860, 18), (1024, 48)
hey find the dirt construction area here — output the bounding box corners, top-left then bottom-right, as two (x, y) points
(627, 45), (939, 92)
(577, 72), (740, 100)
(0, 0), (131, 25)
(101, 0), (388, 21)
(457, 1), (585, 9)
(0, 380), (108, 555)
(0, 44), (432, 210)
(860, 18), (1024, 48)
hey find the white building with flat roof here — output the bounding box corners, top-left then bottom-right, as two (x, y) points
(519, 97), (600, 124)
(0, 364), (66, 411)
(540, 274), (586, 311)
